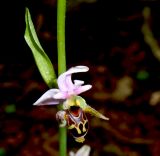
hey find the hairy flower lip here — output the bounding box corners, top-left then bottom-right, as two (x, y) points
(33, 66), (92, 106)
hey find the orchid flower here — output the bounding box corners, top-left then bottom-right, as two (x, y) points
(33, 65), (109, 143)
(33, 65), (109, 121)
(33, 66), (92, 106)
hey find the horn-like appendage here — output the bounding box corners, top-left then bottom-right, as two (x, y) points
(83, 105), (109, 120)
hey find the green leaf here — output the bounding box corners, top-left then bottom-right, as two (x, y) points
(24, 7), (57, 88)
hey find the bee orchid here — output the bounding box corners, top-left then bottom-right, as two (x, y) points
(33, 65), (109, 143)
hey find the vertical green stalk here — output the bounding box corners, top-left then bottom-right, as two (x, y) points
(57, 0), (66, 73)
(57, 0), (67, 156)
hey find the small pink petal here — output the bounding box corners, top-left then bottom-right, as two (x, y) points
(74, 80), (84, 86)
(66, 66), (89, 75)
(33, 99), (60, 106)
(53, 91), (68, 99)
(33, 89), (62, 106)
(58, 66), (89, 92)
(74, 85), (92, 95)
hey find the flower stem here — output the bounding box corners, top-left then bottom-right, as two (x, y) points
(57, 0), (66, 74)
(57, 0), (67, 156)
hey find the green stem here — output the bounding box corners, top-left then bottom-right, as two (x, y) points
(57, 0), (66, 74)
(57, 0), (67, 156)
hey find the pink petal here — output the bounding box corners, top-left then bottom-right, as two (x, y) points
(53, 91), (68, 99)
(74, 80), (84, 86)
(33, 89), (63, 106)
(74, 85), (92, 95)
(57, 66), (89, 92)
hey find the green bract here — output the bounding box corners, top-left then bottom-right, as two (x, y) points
(24, 8), (57, 88)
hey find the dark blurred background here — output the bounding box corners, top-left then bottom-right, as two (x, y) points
(0, 0), (160, 155)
